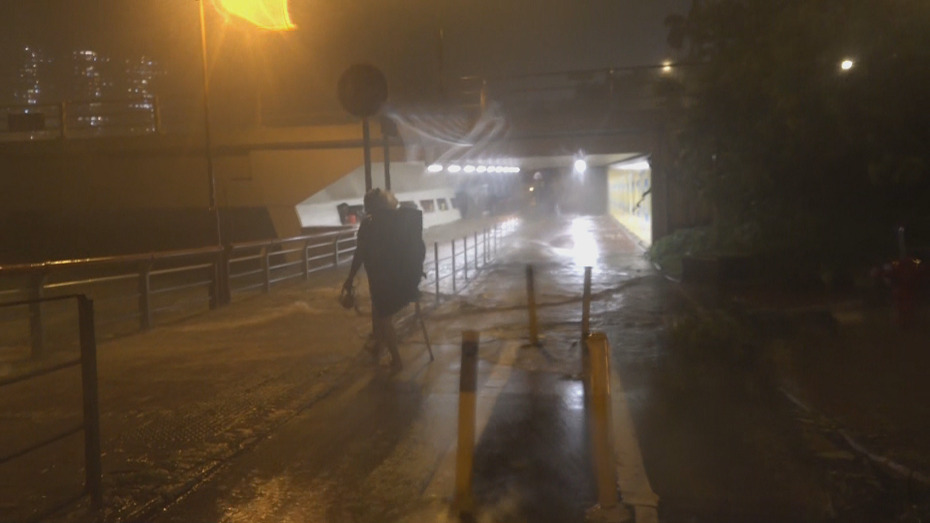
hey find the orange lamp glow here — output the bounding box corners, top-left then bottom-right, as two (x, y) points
(213, 0), (296, 31)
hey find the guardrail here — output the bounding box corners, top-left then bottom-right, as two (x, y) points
(425, 224), (505, 300)
(0, 228), (367, 358)
(0, 98), (163, 141)
(227, 229), (357, 295)
(0, 294), (102, 521)
(0, 246), (224, 358)
(0, 220), (516, 362)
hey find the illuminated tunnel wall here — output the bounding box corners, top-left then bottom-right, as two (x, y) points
(608, 162), (652, 245)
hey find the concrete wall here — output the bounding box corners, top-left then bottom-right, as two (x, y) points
(0, 123), (397, 262)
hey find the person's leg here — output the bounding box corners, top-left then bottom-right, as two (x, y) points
(365, 309), (380, 359)
(373, 314), (401, 371)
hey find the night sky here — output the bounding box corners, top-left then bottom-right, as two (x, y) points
(1, 0), (690, 114)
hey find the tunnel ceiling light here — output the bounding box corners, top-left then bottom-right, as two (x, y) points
(613, 159), (650, 171)
(427, 164), (444, 173)
(573, 158), (588, 174)
(464, 165), (476, 173)
(476, 166), (487, 173)
(447, 165), (462, 173)
(840, 58), (855, 71)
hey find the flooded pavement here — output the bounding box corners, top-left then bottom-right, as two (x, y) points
(7, 214), (924, 522)
(144, 215), (647, 523)
(149, 214), (906, 522)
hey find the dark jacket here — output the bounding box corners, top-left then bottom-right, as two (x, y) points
(357, 208), (424, 317)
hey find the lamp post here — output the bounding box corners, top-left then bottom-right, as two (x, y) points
(197, 0), (228, 304)
(196, 0), (296, 305)
(197, 0), (220, 245)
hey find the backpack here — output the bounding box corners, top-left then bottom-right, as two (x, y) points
(393, 207), (426, 302)
(360, 207), (425, 316)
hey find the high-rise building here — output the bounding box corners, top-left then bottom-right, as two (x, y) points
(14, 46), (52, 105)
(123, 56), (160, 100)
(71, 49), (110, 100)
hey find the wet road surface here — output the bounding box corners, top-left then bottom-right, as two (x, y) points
(146, 214), (903, 522)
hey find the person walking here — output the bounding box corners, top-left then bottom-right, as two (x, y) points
(342, 188), (413, 372)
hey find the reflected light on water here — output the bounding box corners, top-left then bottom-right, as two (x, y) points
(569, 217), (599, 267)
(563, 380), (585, 411)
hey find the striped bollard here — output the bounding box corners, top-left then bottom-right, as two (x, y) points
(454, 331), (480, 516)
(526, 265), (539, 346)
(585, 332), (631, 523)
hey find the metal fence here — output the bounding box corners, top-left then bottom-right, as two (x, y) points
(0, 295), (101, 521)
(227, 229), (358, 296)
(0, 218), (517, 361)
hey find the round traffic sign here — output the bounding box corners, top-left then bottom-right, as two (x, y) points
(338, 64), (388, 117)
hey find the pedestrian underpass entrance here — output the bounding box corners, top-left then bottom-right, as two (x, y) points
(608, 158), (652, 247)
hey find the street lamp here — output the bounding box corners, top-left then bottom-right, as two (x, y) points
(196, 0), (295, 304)
(213, 0), (296, 30)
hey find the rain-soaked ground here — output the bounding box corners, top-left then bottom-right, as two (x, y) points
(147, 214), (919, 522)
(5, 214), (925, 523)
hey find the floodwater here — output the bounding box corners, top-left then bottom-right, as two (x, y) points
(153, 214), (895, 522)
(13, 213), (912, 523)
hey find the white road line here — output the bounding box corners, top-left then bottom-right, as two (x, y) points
(611, 367), (659, 523)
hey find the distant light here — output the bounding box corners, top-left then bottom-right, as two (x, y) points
(840, 59), (854, 71)
(529, 187), (535, 192)
(427, 164), (443, 173)
(476, 166), (487, 173)
(464, 165), (476, 173)
(613, 159), (650, 171)
(662, 60), (673, 73)
(447, 165), (462, 173)
(573, 158), (587, 174)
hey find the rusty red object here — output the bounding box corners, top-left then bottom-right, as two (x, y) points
(877, 257), (926, 326)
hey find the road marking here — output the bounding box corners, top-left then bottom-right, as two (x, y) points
(610, 367), (659, 523)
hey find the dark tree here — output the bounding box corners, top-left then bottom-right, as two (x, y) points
(663, 0), (930, 273)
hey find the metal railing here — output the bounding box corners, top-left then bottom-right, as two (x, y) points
(227, 229), (357, 295)
(423, 219), (518, 301)
(0, 246), (224, 357)
(0, 294), (102, 520)
(0, 219), (518, 362)
(0, 97), (163, 141)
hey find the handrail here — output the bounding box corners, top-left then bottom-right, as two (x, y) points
(0, 294), (102, 515)
(228, 228), (354, 252)
(0, 245), (223, 274)
(0, 220), (515, 359)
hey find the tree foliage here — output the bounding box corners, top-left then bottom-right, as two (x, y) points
(664, 0), (930, 269)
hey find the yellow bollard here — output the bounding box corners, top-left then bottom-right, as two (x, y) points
(585, 332), (631, 523)
(581, 266), (593, 408)
(582, 266), (592, 338)
(526, 265), (539, 346)
(454, 330), (480, 516)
